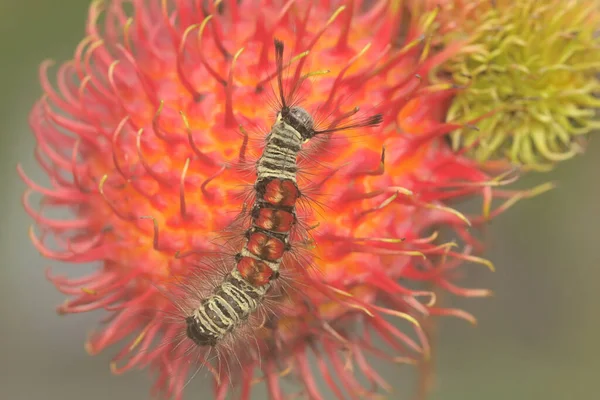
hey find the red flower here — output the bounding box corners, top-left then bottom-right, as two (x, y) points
(19, 1), (546, 399)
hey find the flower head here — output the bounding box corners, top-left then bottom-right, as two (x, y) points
(19, 1), (540, 399)
(432, 0), (600, 171)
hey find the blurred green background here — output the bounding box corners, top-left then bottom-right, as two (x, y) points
(1, 1), (598, 399)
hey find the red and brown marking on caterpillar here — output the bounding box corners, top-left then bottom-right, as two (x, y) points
(262, 179), (300, 207)
(253, 208), (295, 233)
(246, 232), (286, 261)
(235, 256), (275, 287)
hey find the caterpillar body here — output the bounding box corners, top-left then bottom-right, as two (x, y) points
(183, 39), (383, 348)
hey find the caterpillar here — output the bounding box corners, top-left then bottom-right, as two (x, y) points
(183, 39), (383, 348)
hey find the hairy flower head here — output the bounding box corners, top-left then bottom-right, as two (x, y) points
(18, 1), (543, 399)
(432, 0), (600, 171)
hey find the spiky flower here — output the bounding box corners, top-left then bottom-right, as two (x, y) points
(432, 0), (600, 171)
(19, 1), (542, 399)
